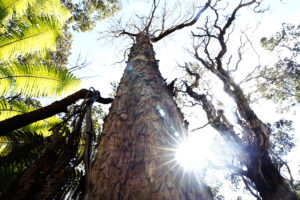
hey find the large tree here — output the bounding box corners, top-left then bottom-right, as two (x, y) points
(87, 1), (219, 199)
(1, 0), (214, 199)
(90, 33), (213, 199)
(1, 0), (299, 199)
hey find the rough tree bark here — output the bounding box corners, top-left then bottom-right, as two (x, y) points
(90, 33), (213, 199)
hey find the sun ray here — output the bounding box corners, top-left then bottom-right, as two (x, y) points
(180, 167), (187, 185)
(151, 145), (178, 152)
(171, 164), (182, 182)
(157, 158), (177, 169)
(162, 162), (180, 178)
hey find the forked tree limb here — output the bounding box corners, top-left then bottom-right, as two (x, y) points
(150, 0), (211, 42)
(0, 89), (113, 135)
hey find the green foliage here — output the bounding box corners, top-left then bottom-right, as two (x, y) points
(258, 23), (300, 111)
(268, 119), (295, 175)
(0, 0), (40, 24)
(0, 16), (62, 62)
(46, 28), (73, 66)
(109, 81), (119, 98)
(0, 0), (113, 197)
(70, 0), (120, 32)
(260, 23), (300, 51)
(269, 119), (295, 158)
(92, 104), (107, 133)
(0, 0), (73, 66)
(0, 62), (81, 98)
(28, 0), (71, 25)
(0, 130), (45, 195)
(293, 180), (300, 198)
(0, 0), (71, 26)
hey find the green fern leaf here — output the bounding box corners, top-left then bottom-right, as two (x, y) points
(0, 62), (81, 98)
(29, 0), (71, 25)
(0, 0), (39, 24)
(0, 130), (45, 194)
(0, 16), (62, 62)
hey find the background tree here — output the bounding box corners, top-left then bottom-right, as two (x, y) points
(257, 23), (300, 111)
(179, 0), (298, 199)
(61, 0), (119, 32)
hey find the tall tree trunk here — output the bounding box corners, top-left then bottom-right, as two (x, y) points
(90, 34), (213, 199)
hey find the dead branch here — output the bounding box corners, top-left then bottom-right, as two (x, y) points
(151, 0), (211, 42)
(184, 82), (243, 146)
(193, 0), (271, 149)
(190, 123), (210, 132)
(184, 64), (200, 88)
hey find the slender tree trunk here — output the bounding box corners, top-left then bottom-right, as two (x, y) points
(90, 34), (213, 199)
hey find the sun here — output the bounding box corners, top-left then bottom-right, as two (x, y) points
(154, 127), (218, 176)
(175, 131), (215, 171)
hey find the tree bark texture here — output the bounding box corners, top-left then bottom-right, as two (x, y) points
(90, 34), (213, 200)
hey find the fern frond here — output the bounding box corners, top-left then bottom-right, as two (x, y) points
(0, 0), (39, 24)
(0, 64), (13, 95)
(0, 98), (61, 135)
(0, 16), (62, 62)
(29, 0), (71, 25)
(0, 130), (45, 195)
(0, 62), (81, 98)
(55, 169), (84, 200)
(0, 129), (45, 156)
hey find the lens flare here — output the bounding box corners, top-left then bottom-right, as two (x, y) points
(175, 133), (214, 171)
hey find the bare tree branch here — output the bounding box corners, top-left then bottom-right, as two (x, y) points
(190, 123), (210, 132)
(0, 89), (113, 135)
(151, 0), (211, 42)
